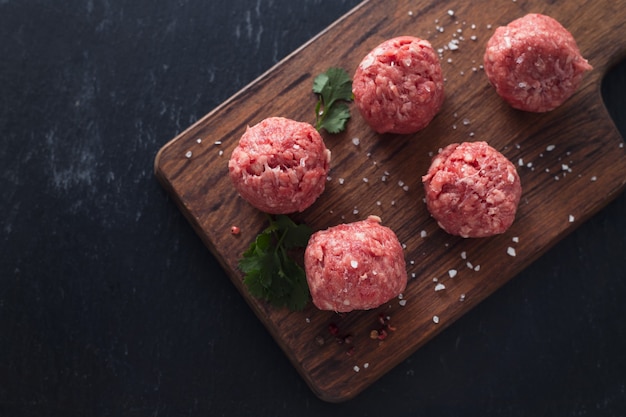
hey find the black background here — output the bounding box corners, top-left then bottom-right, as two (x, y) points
(1, 1), (625, 416)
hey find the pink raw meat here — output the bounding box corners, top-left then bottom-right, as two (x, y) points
(304, 216), (407, 312)
(484, 13), (592, 112)
(228, 117), (331, 214)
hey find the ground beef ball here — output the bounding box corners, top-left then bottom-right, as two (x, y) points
(304, 216), (407, 312)
(352, 36), (445, 134)
(228, 117), (331, 214)
(422, 141), (522, 238)
(483, 13), (592, 112)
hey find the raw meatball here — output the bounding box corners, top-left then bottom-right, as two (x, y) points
(304, 216), (407, 312)
(228, 117), (331, 214)
(353, 36), (445, 134)
(484, 13), (592, 112)
(422, 141), (522, 238)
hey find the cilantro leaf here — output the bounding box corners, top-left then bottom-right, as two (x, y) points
(238, 215), (313, 311)
(313, 67), (353, 133)
(319, 102), (351, 134)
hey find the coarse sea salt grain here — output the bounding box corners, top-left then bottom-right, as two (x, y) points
(399, 299), (407, 306)
(569, 215), (575, 223)
(546, 145), (556, 152)
(353, 365), (360, 373)
(185, 150), (192, 158)
(435, 283), (446, 292)
(420, 230), (428, 238)
(512, 236), (519, 243)
(461, 251), (467, 260)
(507, 247), (517, 257)
(448, 269), (458, 278)
(352, 137), (360, 146)
(433, 315), (440, 324)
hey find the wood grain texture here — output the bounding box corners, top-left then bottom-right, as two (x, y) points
(154, 0), (626, 402)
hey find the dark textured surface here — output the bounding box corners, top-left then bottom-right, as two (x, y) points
(1, 1), (625, 416)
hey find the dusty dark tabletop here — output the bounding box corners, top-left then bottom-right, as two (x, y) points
(1, 1), (625, 416)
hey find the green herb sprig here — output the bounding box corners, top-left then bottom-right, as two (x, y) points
(239, 215), (313, 311)
(313, 67), (354, 134)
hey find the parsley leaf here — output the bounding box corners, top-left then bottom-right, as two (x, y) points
(313, 67), (353, 133)
(239, 215), (312, 311)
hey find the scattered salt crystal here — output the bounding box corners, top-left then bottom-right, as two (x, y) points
(591, 176), (597, 182)
(507, 247), (517, 257)
(408, 10), (414, 16)
(218, 150), (224, 156)
(462, 118), (470, 125)
(474, 265), (481, 272)
(305, 317), (311, 323)
(362, 177), (369, 183)
(518, 158), (524, 166)
(546, 144), (556, 151)
(448, 269), (458, 278)
(433, 316), (440, 324)
(469, 132), (475, 137)
(459, 294), (466, 301)
(399, 299), (407, 306)
(352, 137), (360, 146)
(420, 230), (428, 238)
(562, 164), (570, 171)
(435, 283), (446, 292)
(447, 9), (455, 16)
(486, 24), (492, 29)
(352, 208), (359, 215)
(569, 215), (575, 223)
(185, 150), (192, 158)
(433, 277), (438, 282)
(351, 260), (359, 268)
(196, 138), (202, 143)
(461, 251), (467, 259)
(214, 140), (222, 145)
(411, 272), (416, 279)
(470, 35), (477, 41)
(512, 236), (519, 243)
(448, 41), (459, 51)
(338, 178), (345, 185)
(403, 185), (409, 192)
(353, 365), (360, 372)
(466, 261), (473, 269)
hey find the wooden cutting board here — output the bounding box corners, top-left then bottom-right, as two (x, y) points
(154, 0), (626, 402)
